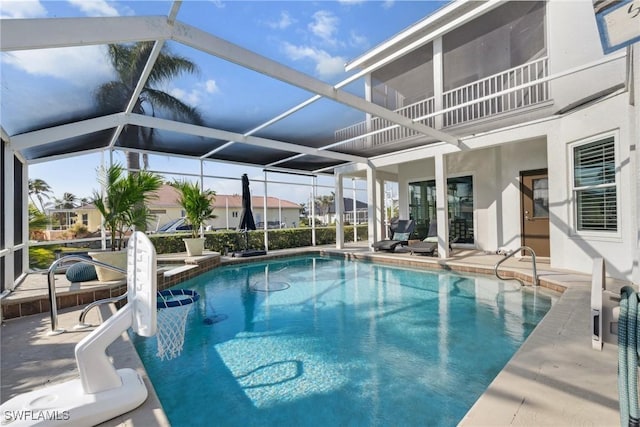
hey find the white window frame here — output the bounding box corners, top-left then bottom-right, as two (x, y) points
(569, 131), (621, 239)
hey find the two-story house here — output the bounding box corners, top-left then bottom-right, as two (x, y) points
(332, 0), (638, 282)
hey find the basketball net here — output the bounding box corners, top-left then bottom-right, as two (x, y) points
(156, 303), (193, 361)
(155, 289), (200, 361)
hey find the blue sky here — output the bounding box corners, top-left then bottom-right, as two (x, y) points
(2, 0), (445, 205)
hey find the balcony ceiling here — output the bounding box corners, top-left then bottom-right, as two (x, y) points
(0, 1), (458, 175)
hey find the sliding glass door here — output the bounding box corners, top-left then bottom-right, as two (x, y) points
(408, 176), (474, 243)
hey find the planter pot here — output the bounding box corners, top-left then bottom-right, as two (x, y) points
(183, 237), (205, 256)
(88, 250), (127, 282)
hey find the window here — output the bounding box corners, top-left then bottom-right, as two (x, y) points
(572, 136), (617, 232)
(82, 213), (88, 226)
(232, 211), (238, 218)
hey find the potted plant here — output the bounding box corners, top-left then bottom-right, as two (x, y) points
(170, 180), (216, 256)
(89, 164), (163, 281)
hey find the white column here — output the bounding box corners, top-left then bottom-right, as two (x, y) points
(263, 171), (268, 252)
(311, 176), (317, 246)
(435, 153), (450, 258)
(352, 178), (357, 242)
(375, 176), (385, 239)
(3, 141), (15, 290)
(335, 173), (344, 249)
(433, 37), (444, 130)
(633, 44), (640, 285)
(366, 164), (378, 249)
(200, 160), (204, 190)
(21, 156), (28, 273)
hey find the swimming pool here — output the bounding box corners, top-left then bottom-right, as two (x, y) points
(133, 256), (554, 426)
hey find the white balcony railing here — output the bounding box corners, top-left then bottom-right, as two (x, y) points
(334, 57), (549, 150)
(335, 97), (436, 152)
(443, 57), (549, 127)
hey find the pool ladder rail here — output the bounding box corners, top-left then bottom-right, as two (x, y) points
(47, 255), (126, 336)
(494, 246), (539, 287)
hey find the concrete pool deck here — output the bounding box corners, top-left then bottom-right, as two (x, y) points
(0, 245), (630, 426)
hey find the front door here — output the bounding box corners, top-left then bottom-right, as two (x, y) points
(520, 169), (550, 257)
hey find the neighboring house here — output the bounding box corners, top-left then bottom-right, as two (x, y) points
(333, 1), (638, 282)
(322, 198), (369, 225)
(71, 184), (301, 233)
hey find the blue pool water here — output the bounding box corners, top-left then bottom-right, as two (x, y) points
(132, 256), (553, 426)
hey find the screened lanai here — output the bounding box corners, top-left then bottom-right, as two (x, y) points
(2, 1), (478, 289)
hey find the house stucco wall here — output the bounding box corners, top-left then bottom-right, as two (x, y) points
(546, 0), (626, 112)
(398, 140), (546, 254)
(548, 93), (636, 281)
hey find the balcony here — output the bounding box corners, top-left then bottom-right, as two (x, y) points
(335, 97), (436, 152)
(335, 57), (549, 151)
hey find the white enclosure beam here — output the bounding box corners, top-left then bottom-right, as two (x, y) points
(0, 16), (171, 51)
(11, 114), (127, 151)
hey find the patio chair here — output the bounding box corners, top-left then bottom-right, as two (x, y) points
(372, 219), (415, 252)
(409, 220), (451, 256)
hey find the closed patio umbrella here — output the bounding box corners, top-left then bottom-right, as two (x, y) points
(238, 173), (256, 232)
(234, 174), (265, 257)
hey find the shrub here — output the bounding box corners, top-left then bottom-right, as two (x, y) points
(149, 225), (369, 254)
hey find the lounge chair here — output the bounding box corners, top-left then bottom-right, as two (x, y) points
(409, 220), (451, 256)
(372, 219), (416, 252)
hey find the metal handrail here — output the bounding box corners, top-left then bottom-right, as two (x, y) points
(47, 255), (126, 335)
(75, 293), (128, 330)
(494, 246), (539, 286)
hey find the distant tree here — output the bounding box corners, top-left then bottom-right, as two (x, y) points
(51, 192), (79, 229)
(28, 203), (48, 239)
(28, 178), (53, 213)
(315, 192), (335, 221)
(53, 192), (78, 209)
(96, 42), (203, 172)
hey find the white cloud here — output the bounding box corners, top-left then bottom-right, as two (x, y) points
(0, 0), (47, 18)
(338, 0), (365, 4)
(170, 87), (201, 106)
(169, 79), (218, 106)
(349, 31), (368, 49)
(204, 79), (219, 94)
(67, 0), (119, 17)
(1, 45), (114, 86)
(210, 0), (225, 9)
(283, 42), (346, 79)
(267, 11), (294, 30)
(308, 10), (339, 46)
(382, 1), (395, 10)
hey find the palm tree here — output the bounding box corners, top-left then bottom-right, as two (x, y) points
(315, 192), (335, 224)
(95, 42), (203, 171)
(52, 192), (79, 230)
(93, 164), (163, 251)
(170, 180), (217, 239)
(28, 178), (53, 213)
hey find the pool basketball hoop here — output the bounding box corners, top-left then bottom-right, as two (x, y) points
(156, 289), (200, 361)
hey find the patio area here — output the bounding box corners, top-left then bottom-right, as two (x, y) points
(0, 245), (624, 426)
